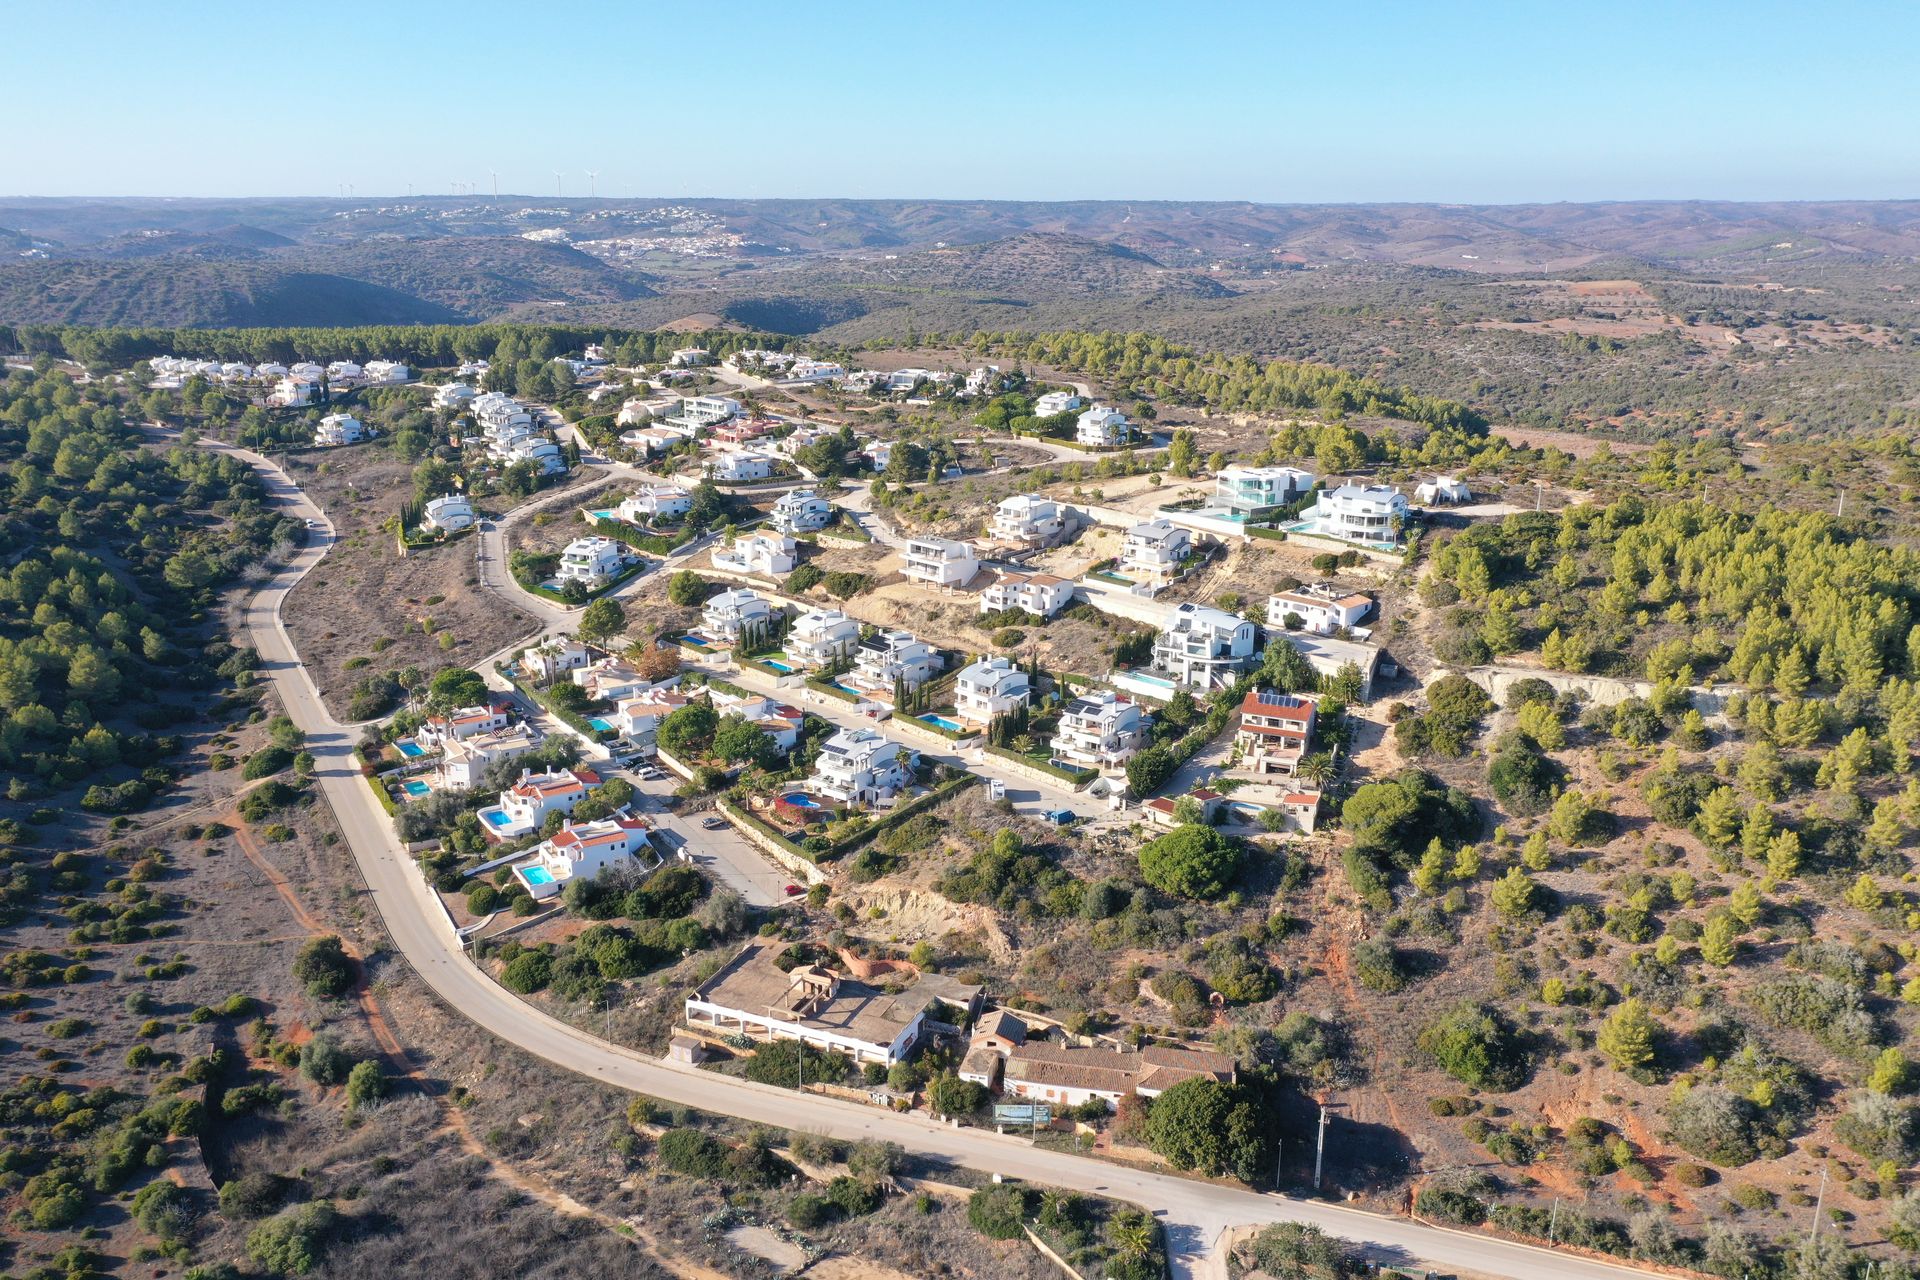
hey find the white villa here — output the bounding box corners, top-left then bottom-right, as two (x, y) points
(708, 452), (774, 483)
(669, 347), (711, 368)
(419, 703), (513, 748)
(990, 494), (1068, 547)
(1416, 476), (1472, 506)
(520, 637), (590, 684)
(313, 413), (365, 446)
(1076, 404), (1130, 447)
(422, 493), (475, 532)
(713, 532), (797, 577)
(811, 728), (914, 808)
(326, 360), (363, 382)
(1235, 689), (1318, 777)
(572, 659), (654, 704)
(1152, 603), (1258, 690)
(701, 588), (778, 644)
(439, 727), (539, 790)
(617, 487), (692, 522)
(849, 630), (943, 694)
(1267, 584), (1373, 635)
(515, 815), (651, 900)
(479, 767), (599, 840)
(785, 608), (861, 668)
(557, 536), (630, 588)
(663, 394), (740, 433)
(1306, 483), (1411, 545)
(1120, 519), (1193, 589)
(1051, 690), (1149, 773)
(979, 571), (1074, 619)
(271, 377), (316, 407)
(434, 382), (477, 410)
(364, 360), (410, 383)
(903, 537), (979, 588)
(1215, 465), (1315, 514)
(1002, 1043), (1236, 1110)
(1284, 631), (1385, 701)
(954, 657), (1031, 724)
(1033, 389), (1083, 418)
(771, 488), (835, 534)
(610, 687), (696, 750)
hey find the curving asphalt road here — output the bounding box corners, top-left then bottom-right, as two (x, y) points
(213, 437), (1662, 1280)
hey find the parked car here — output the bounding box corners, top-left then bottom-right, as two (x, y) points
(700, 817), (728, 830)
(1043, 808), (1076, 826)
(783, 883), (804, 897)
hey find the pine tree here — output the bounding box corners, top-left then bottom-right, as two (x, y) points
(1700, 913), (1738, 967)
(1764, 828), (1802, 883)
(1597, 999), (1658, 1074)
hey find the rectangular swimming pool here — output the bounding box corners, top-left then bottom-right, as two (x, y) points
(922, 715), (964, 732)
(760, 659), (795, 673)
(395, 740), (426, 758)
(402, 780), (431, 797)
(588, 717), (615, 732)
(481, 809), (514, 828)
(521, 865), (555, 886)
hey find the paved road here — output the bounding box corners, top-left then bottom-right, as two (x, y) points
(211, 440), (1663, 1280)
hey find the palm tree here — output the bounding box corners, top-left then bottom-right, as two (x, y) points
(1111, 1211), (1157, 1260)
(1298, 751), (1337, 789)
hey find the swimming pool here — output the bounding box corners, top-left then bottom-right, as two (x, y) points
(760, 658), (795, 673)
(521, 865), (555, 886)
(481, 808), (514, 828)
(1127, 670), (1178, 690)
(402, 780), (431, 797)
(586, 508), (619, 522)
(395, 739), (425, 758)
(922, 714), (965, 732)
(588, 717), (615, 732)
(677, 635), (712, 649)
(782, 794), (820, 809)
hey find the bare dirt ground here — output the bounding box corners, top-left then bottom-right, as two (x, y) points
(281, 446), (536, 717)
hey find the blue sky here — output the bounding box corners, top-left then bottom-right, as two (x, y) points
(5, 0), (1916, 202)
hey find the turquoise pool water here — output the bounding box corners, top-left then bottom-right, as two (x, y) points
(482, 809), (513, 828)
(402, 780), (431, 797)
(587, 508), (618, 521)
(678, 635), (712, 649)
(522, 865), (555, 886)
(761, 659), (795, 672)
(783, 794), (820, 809)
(588, 717), (614, 732)
(923, 715), (964, 732)
(1126, 670), (1178, 690)
(395, 740), (425, 758)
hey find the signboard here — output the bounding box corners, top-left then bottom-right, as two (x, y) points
(993, 1103), (1052, 1126)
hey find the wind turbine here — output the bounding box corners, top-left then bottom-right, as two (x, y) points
(490, 169), (498, 200)
(586, 169), (599, 197)
(553, 171), (563, 197)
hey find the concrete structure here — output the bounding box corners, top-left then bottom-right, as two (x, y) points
(708, 451), (773, 483)
(1235, 690), (1317, 777)
(1283, 631), (1384, 701)
(313, 412), (365, 446)
(439, 726), (539, 789)
(556, 536), (630, 588)
(434, 382), (477, 410)
(1119, 519), (1192, 589)
(422, 493), (475, 532)
(979, 571), (1074, 619)
(1050, 690), (1149, 773)
(1152, 603), (1258, 690)
(419, 703), (513, 748)
(990, 494), (1068, 547)
(712, 532), (797, 577)
(903, 537), (980, 588)
(701, 588), (778, 644)
(785, 608), (861, 668)
(1075, 404), (1130, 447)
(515, 814), (650, 899)
(1416, 476), (1472, 505)
(1215, 465), (1314, 514)
(1307, 483), (1411, 545)
(1002, 1042), (1235, 1109)
(953, 657), (1031, 724)
(1032, 390), (1082, 418)
(686, 940), (945, 1067)
(1267, 584), (1373, 635)
(849, 630), (943, 694)
(810, 728), (914, 808)
(771, 488), (835, 534)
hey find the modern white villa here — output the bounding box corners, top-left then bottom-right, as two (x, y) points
(663, 393), (740, 432)
(1304, 483), (1411, 546)
(1416, 475), (1472, 505)
(422, 493), (475, 532)
(1119, 519), (1193, 589)
(1075, 404), (1130, 447)
(771, 488), (835, 534)
(478, 767), (600, 840)
(557, 536), (630, 588)
(1267, 584), (1373, 634)
(617, 487), (692, 522)
(514, 815), (651, 900)
(902, 537), (980, 588)
(708, 451), (774, 483)
(439, 726), (539, 789)
(1050, 690), (1150, 773)
(785, 608), (862, 668)
(979, 571), (1074, 619)
(810, 728), (914, 808)
(712, 532), (797, 577)
(313, 412), (365, 446)
(419, 703), (514, 748)
(434, 382), (477, 410)
(849, 629), (943, 693)
(1215, 465), (1315, 514)
(1033, 389), (1083, 417)
(1151, 603), (1259, 690)
(701, 588), (778, 643)
(953, 657), (1031, 724)
(990, 494), (1068, 546)
(364, 360), (410, 383)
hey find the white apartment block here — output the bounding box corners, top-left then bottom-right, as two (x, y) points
(785, 609), (861, 668)
(850, 630), (943, 693)
(810, 728), (914, 808)
(903, 537), (979, 588)
(313, 412), (364, 446)
(556, 536), (629, 587)
(326, 361), (363, 382)
(771, 488), (835, 534)
(1120, 519), (1192, 588)
(1076, 404), (1130, 447)
(990, 494), (1067, 546)
(1152, 603), (1259, 690)
(953, 657), (1031, 724)
(434, 382), (477, 410)
(979, 572), (1074, 619)
(1416, 476), (1472, 505)
(712, 532), (796, 577)
(1312, 483), (1411, 544)
(364, 360), (410, 383)
(1050, 690), (1149, 773)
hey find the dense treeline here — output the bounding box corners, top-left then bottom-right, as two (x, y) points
(0, 369), (294, 801)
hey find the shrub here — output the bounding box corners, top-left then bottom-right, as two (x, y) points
(1419, 1003), (1529, 1091)
(298, 1034), (355, 1086)
(1351, 939), (1407, 993)
(242, 746), (295, 780)
(345, 1059), (387, 1109)
(501, 950), (552, 993)
(291, 935), (354, 999)
(656, 1127), (731, 1179)
(788, 1191), (833, 1229)
(220, 1172), (291, 1220)
(968, 1183), (1030, 1240)
(1666, 1086), (1763, 1166)
(825, 1175), (882, 1217)
(1144, 1078), (1267, 1180)
(132, 1178), (197, 1244)
(246, 1201), (339, 1275)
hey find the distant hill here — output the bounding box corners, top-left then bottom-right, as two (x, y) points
(280, 236), (654, 315)
(0, 259), (464, 327)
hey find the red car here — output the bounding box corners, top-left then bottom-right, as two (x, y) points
(783, 883), (804, 897)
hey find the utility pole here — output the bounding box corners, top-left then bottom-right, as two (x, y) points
(1836, 490), (1846, 519)
(1313, 1104), (1329, 1190)
(1803, 1165), (1829, 1266)
(1272, 1137), (1283, 1188)
(1547, 1197), (1559, 1243)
